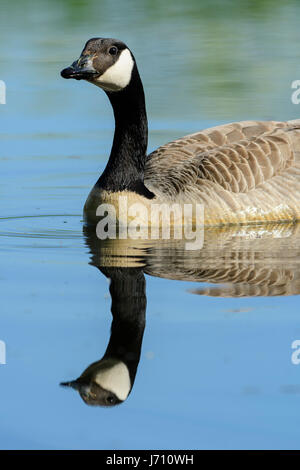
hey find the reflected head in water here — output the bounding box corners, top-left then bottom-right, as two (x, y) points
(61, 266), (146, 406)
(61, 359), (127, 407)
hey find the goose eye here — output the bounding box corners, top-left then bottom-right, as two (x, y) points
(106, 395), (115, 404)
(109, 47), (118, 56)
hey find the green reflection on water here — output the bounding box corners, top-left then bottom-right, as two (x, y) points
(1, 0), (300, 122)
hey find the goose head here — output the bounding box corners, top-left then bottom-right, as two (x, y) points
(61, 37), (135, 92)
(61, 358), (131, 407)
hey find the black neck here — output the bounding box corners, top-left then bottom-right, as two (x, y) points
(96, 64), (153, 197)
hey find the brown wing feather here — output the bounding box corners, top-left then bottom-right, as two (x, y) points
(197, 130), (298, 193)
(145, 119), (300, 196)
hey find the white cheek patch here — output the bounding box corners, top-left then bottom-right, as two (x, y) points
(95, 361), (131, 400)
(96, 48), (134, 92)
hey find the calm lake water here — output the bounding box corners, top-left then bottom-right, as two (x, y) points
(1, 0), (300, 450)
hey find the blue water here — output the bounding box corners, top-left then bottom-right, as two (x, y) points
(1, 0), (300, 450)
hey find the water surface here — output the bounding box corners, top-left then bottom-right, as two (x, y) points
(1, 0), (300, 450)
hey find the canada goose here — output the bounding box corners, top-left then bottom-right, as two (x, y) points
(61, 37), (300, 226)
(61, 267), (146, 406)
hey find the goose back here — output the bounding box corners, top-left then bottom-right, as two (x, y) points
(145, 120), (300, 224)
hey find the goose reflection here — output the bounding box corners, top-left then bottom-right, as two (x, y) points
(61, 267), (146, 406)
(61, 223), (300, 406)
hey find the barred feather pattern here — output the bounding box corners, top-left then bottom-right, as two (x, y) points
(145, 120), (300, 225)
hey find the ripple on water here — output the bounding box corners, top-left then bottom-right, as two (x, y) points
(0, 215), (86, 252)
(0, 215), (83, 240)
